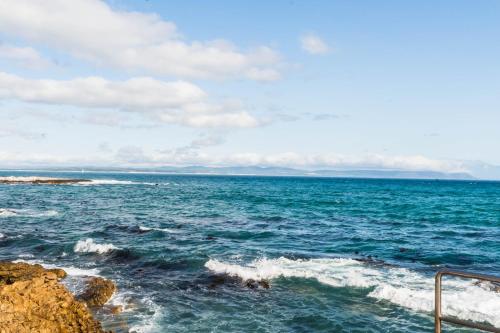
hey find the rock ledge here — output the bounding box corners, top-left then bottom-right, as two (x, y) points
(0, 261), (110, 333)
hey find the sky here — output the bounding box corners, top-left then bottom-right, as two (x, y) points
(0, 0), (499, 178)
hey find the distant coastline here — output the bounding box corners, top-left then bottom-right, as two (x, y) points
(0, 166), (476, 180)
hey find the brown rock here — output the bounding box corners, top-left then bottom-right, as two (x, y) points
(108, 305), (123, 314)
(0, 261), (108, 333)
(78, 277), (116, 308)
(0, 262), (66, 286)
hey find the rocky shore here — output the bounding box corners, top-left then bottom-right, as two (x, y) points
(0, 177), (90, 185)
(0, 261), (115, 333)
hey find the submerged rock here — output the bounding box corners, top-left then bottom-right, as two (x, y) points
(245, 279), (270, 289)
(78, 277), (116, 308)
(108, 305), (123, 314)
(0, 261), (108, 333)
(473, 280), (500, 293)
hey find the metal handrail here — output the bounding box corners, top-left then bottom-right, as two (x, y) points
(435, 269), (500, 333)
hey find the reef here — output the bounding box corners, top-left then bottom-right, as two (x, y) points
(0, 261), (114, 333)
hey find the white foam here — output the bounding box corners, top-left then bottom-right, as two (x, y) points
(139, 226), (180, 233)
(205, 257), (500, 327)
(13, 259), (101, 277)
(74, 238), (119, 254)
(0, 209), (17, 217)
(76, 179), (158, 186)
(81, 179), (136, 185)
(128, 296), (163, 333)
(0, 208), (58, 218)
(0, 232), (4, 238)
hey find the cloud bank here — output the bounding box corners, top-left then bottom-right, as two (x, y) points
(0, 149), (467, 175)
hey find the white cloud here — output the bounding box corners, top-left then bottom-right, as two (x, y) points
(0, 72), (259, 128)
(300, 33), (330, 55)
(0, 0), (281, 81)
(0, 44), (51, 68)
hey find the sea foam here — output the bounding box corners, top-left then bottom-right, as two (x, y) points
(76, 179), (159, 186)
(205, 257), (500, 327)
(13, 259), (100, 277)
(0, 208), (58, 218)
(74, 238), (119, 254)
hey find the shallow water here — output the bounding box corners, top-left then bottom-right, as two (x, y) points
(0, 171), (499, 332)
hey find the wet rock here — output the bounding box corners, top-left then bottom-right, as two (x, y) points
(245, 279), (270, 289)
(78, 277), (116, 307)
(245, 279), (258, 289)
(104, 305), (123, 315)
(208, 275), (226, 289)
(473, 280), (500, 293)
(0, 261), (107, 332)
(259, 280), (270, 289)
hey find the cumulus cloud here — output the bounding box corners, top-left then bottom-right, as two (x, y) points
(0, 72), (259, 128)
(0, 0), (281, 81)
(300, 33), (330, 55)
(0, 44), (51, 68)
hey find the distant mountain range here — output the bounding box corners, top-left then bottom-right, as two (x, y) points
(5, 165), (476, 180)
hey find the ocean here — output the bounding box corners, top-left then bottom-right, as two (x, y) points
(0, 171), (499, 332)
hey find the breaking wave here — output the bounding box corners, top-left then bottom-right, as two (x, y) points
(13, 258), (101, 277)
(205, 257), (500, 327)
(74, 238), (119, 254)
(75, 179), (161, 186)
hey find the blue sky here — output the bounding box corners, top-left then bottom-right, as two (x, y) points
(0, 0), (499, 178)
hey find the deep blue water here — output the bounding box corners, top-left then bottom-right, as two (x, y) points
(0, 172), (499, 332)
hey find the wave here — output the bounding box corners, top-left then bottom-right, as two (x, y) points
(13, 258), (101, 277)
(205, 257), (500, 327)
(74, 238), (119, 254)
(128, 296), (163, 333)
(0, 208), (58, 218)
(75, 179), (160, 186)
(138, 226), (180, 234)
(0, 176), (61, 182)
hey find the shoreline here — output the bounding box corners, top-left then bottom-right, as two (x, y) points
(0, 261), (117, 332)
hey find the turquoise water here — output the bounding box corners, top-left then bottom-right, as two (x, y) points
(0, 172), (499, 332)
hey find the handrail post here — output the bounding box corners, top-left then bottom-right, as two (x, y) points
(435, 271), (442, 333)
(434, 269), (500, 333)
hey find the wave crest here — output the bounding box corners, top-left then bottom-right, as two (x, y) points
(205, 257), (500, 327)
(74, 238), (119, 254)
